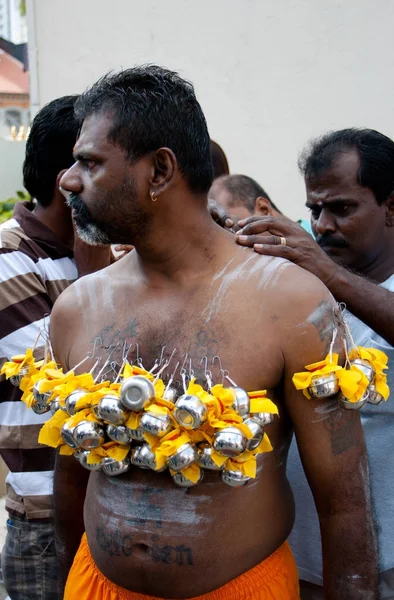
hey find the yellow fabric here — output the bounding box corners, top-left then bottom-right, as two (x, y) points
(65, 533), (300, 600)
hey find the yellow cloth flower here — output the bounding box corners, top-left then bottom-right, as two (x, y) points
(292, 353), (342, 399)
(227, 451), (257, 478)
(38, 407), (69, 448)
(87, 442), (130, 465)
(349, 347), (390, 401)
(1, 348), (36, 379)
(179, 463), (201, 484)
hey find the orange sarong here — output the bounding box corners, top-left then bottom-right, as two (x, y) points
(64, 533), (300, 600)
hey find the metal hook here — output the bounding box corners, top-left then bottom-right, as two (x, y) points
(134, 343), (144, 368)
(179, 353), (189, 393)
(211, 355), (237, 386)
(200, 356), (213, 389)
(165, 360), (180, 393)
(154, 348), (177, 383)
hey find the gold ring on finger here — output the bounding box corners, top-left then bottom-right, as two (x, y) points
(280, 237), (287, 246)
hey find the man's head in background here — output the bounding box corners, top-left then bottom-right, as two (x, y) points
(210, 140), (230, 179)
(23, 95), (80, 207)
(23, 95), (80, 244)
(209, 174), (281, 220)
(300, 127), (394, 271)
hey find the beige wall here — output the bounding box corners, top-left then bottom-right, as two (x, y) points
(28, 0), (394, 219)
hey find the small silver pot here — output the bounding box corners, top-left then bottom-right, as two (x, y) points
(65, 389), (89, 415)
(106, 424), (133, 444)
(172, 470), (203, 487)
(33, 380), (52, 405)
(231, 387), (250, 417)
(120, 376), (155, 411)
(221, 468), (251, 487)
(32, 401), (51, 415)
(74, 449), (102, 471)
(102, 456), (131, 476)
(308, 373), (339, 398)
(61, 421), (79, 449)
(340, 395), (368, 411)
(367, 384), (384, 406)
(174, 394), (208, 429)
(130, 445), (151, 469)
(243, 417), (264, 451)
(213, 426), (247, 457)
(163, 387), (177, 402)
(251, 412), (275, 427)
(167, 443), (197, 472)
(128, 426), (145, 441)
(350, 358), (375, 384)
(138, 443), (167, 471)
(140, 411), (172, 438)
(73, 421), (106, 450)
(10, 366), (29, 387)
(197, 444), (224, 470)
(50, 397), (61, 415)
(97, 395), (129, 425)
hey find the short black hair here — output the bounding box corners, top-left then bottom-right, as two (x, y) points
(210, 140), (230, 179)
(299, 128), (394, 205)
(214, 174), (280, 213)
(23, 95), (79, 207)
(75, 65), (213, 194)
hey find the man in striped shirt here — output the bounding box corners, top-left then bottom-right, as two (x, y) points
(0, 95), (110, 600)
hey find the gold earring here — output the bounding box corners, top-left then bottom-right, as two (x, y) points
(150, 191), (157, 202)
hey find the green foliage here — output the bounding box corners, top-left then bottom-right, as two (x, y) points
(19, 0), (26, 17)
(0, 191), (30, 224)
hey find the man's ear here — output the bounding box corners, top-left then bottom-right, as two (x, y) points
(254, 196), (274, 216)
(386, 192), (394, 227)
(149, 147), (177, 198)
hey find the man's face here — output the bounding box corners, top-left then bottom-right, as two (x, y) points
(60, 113), (150, 246)
(209, 181), (253, 220)
(306, 150), (390, 272)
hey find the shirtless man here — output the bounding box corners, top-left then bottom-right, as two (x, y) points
(51, 66), (378, 599)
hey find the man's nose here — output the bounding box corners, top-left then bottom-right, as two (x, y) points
(60, 163), (82, 195)
(314, 209), (336, 236)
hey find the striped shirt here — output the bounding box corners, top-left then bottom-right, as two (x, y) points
(0, 202), (77, 519)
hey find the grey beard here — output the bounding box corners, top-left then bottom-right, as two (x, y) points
(74, 221), (112, 246)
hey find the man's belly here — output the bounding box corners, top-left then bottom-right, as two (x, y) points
(84, 461), (294, 598)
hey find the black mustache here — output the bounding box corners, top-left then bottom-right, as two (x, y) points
(67, 193), (92, 221)
(316, 234), (348, 248)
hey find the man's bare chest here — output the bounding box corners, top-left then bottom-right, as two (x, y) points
(69, 298), (283, 392)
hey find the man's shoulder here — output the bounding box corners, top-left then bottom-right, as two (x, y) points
(0, 217), (30, 251)
(238, 250), (332, 300)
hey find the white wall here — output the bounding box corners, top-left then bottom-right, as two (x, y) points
(27, 0), (394, 219)
(0, 139), (26, 199)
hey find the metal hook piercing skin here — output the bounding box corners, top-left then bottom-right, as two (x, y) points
(165, 361), (180, 395)
(179, 353), (189, 393)
(200, 356), (213, 390)
(93, 344), (120, 382)
(153, 348), (177, 384)
(134, 344), (144, 368)
(212, 356), (237, 387)
(328, 328), (338, 363)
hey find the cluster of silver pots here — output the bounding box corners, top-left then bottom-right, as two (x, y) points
(308, 358), (381, 410)
(44, 375), (273, 488)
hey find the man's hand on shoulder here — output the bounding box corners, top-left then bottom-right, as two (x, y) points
(237, 216), (338, 286)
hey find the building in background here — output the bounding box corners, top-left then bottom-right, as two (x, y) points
(0, 41), (29, 138)
(25, 0), (394, 220)
(0, 0), (27, 44)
